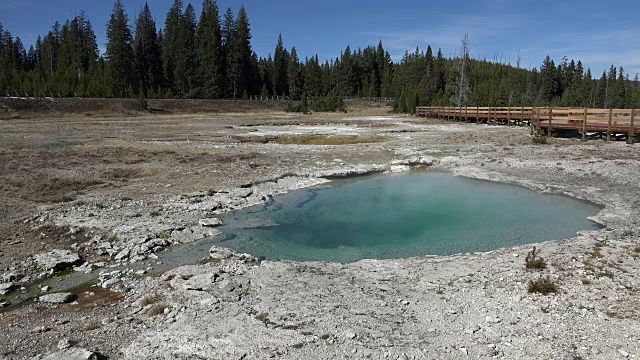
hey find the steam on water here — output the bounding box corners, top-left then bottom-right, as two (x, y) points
(217, 172), (602, 263)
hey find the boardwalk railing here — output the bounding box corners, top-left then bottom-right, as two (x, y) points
(416, 106), (638, 144)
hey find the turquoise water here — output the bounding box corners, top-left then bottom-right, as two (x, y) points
(216, 172), (602, 263)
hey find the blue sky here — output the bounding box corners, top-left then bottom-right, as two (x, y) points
(1, 0), (639, 76)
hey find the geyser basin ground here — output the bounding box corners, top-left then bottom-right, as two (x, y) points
(216, 172), (603, 263)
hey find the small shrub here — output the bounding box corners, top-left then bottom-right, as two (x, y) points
(525, 246), (546, 270)
(532, 133), (548, 144)
(147, 303), (168, 317)
(528, 276), (558, 295)
(587, 246), (603, 258)
(633, 246), (640, 254)
(135, 96), (149, 111)
(256, 312), (269, 323)
(83, 319), (102, 331)
(107, 233), (118, 242)
(581, 279), (591, 285)
(598, 270), (614, 279)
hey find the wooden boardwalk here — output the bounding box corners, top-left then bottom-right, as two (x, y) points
(416, 106), (638, 144)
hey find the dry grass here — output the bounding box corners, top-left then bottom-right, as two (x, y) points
(147, 303), (169, 317)
(139, 294), (161, 307)
(241, 134), (389, 145)
(13, 177), (104, 203)
(83, 319), (102, 331)
(104, 166), (164, 180)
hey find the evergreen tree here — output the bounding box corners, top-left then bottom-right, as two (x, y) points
(221, 7), (236, 97)
(273, 34), (288, 96)
(195, 0), (224, 98)
(133, 2), (162, 96)
(579, 68), (593, 107)
(303, 55), (321, 97)
(595, 71), (608, 108)
(233, 6), (254, 97)
(539, 55), (557, 104)
(434, 49), (446, 98)
(163, 0), (183, 94)
(288, 47), (302, 99)
(176, 3), (197, 96)
(105, 0), (134, 97)
(612, 67), (626, 109)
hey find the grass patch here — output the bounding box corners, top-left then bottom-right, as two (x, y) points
(104, 166), (163, 181)
(139, 294), (161, 307)
(106, 232), (118, 242)
(525, 246), (546, 270)
(527, 276), (558, 295)
(28, 177), (103, 203)
(104, 168), (140, 180)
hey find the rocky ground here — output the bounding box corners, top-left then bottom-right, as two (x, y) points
(1, 102), (639, 359)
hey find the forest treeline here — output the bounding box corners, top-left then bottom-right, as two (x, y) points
(1, 0), (640, 112)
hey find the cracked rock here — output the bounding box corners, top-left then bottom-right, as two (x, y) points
(33, 249), (83, 272)
(39, 292), (77, 304)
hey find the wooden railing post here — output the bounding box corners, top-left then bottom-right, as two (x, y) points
(582, 108), (588, 142)
(520, 106), (524, 126)
(548, 107), (553, 137)
(507, 106), (511, 126)
(607, 109), (613, 142)
(476, 107), (480, 124)
(629, 109), (635, 144)
(465, 106), (468, 122)
(535, 107), (541, 134)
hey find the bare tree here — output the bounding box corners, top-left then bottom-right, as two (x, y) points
(453, 33), (470, 106)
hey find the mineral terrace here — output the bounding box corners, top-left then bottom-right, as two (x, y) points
(0, 103), (639, 359)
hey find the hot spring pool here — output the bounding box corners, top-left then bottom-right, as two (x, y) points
(214, 172), (602, 263)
